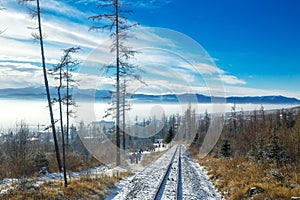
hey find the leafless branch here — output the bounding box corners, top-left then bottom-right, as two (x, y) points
(31, 32), (40, 40)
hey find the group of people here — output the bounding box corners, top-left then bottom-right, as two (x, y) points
(146, 146), (156, 152)
(130, 149), (142, 164)
(129, 142), (167, 164)
(146, 141), (166, 152)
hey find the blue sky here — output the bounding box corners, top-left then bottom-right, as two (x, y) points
(0, 0), (300, 98)
(132, 0), (300, 94)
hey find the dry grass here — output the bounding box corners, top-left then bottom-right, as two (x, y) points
(47, 152), (102, 173)
(195, 156), (300, 200)
(0, 171), (131, 200)
(140, 143), (186, 166)
(140, 149), (169, 166)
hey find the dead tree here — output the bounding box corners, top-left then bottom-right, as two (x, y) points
(89, 0), (139, 165)
(51, 47), (80, 187)
(231, 103), (237, 137)
(63, 48), (79, 146)
(18, 0), (62, 171)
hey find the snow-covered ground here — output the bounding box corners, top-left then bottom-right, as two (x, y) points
(106, 145), (178, 200)
(0, 164), (112, 195)
(0, 144), (169, 195)
(1, 144), (221, 199)
(106, 144), (221, 200)
(125, 143), (170, 172)
(181, 148), (220, 199)
(157, 145), (181, 199)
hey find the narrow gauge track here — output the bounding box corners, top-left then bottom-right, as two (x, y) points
(153, 145), (181, 200)
(116, 144), (220, 200)
(124, 145), (179, 200)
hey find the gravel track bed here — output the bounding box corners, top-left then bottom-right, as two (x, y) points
(181, 148), (220, 200)
(120, 145), (178, 200)
(158, 145), (180, 200)
(107, 145), (221, 200)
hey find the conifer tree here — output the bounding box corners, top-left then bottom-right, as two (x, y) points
(266, 133), (288, 166)
(164, 126), (174, 144)
(220, 139), (232, 157)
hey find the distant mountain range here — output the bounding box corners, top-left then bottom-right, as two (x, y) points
(129, 93), (300, 104)
(0, 86), (300, 104)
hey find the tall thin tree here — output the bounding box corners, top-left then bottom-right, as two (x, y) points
(18, 0), (62, 171)
(122, 77), (127, 151)
(57, 60), (67, 186)
(103, 80), (131, 151)
(89, 0), (138, 165)
(64, 48), (79, 146)
(51, 47), (80, 187)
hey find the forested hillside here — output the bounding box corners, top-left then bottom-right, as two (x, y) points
(190, 106), (300, 199)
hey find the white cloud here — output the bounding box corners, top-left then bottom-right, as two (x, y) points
(216, 75), (247, 85)
(125, 0), (173, 9)
(1, 1), (297, 99)
(2, 60), (297, 100)
(178, 62), (224, 75)
(41, 0), (89, 19)
(72, 0), (98, 5)
(0, 61), (114, 90)
(223, 85), (300, 99)
(0, 9), (105, 47)
(72, 0), (173, 9)
(0, 62), (44, 88)
(0, 8), (108, 67)
(76, 72), (114, 90)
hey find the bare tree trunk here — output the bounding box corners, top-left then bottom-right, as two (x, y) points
(89, 0), (140, 165)
(115, 0), (121, 166)
(66, 65), (69, 146)
(58, 66), (67, 187)
(36, 0), (62, 171)
(122, 78), (126, 151)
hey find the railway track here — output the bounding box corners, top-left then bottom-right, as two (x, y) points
(111, 144), (220, 200)
(153, 145), (181, 200)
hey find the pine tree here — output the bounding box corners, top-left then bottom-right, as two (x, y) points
(266, 133), (288, 166)
(220, 139), (232, 157)
(204, 109), (210, 133)
(247, 137), (266, 162)
(290, 113), (300, 164)
(164, 126), (174, 144)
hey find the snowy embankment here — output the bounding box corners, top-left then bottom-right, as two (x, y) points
(0, 164), (114, 195)
(0, 144), (169, 195)
(181, 148), (220, 199)
(106, 144), (221, 200)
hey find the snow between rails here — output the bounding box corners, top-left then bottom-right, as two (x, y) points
(106, 145), (221, 200)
